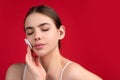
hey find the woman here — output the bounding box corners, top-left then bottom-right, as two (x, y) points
(5, 5), (102, 80)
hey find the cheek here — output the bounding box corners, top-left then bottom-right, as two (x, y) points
(46, 31), (59, 42)
(50, 30), (59, 38)
(26, 36), (34, 43)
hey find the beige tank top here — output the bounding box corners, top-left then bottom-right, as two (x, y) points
(23, 62), (71, 80)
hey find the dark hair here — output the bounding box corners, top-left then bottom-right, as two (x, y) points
(24, 5), (62, 48)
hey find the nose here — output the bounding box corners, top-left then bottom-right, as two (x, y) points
(34, 30), (42, 41)
(35, 37), (41, 41)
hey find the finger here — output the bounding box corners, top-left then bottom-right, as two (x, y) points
(26, 46), (33, 65)
(27, 46), (31, 53)
(35, 57), (41, 66)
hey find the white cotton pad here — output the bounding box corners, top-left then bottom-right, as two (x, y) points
(24, 39), (32, 49)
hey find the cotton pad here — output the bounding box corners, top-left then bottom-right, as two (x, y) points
(24, 39), (32, 49)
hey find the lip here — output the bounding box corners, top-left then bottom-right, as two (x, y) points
(34, 43), (45, 49)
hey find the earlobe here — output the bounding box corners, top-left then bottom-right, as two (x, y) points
(59, 25), (65, 40)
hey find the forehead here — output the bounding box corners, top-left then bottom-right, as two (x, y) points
(25, 13), (55, 27)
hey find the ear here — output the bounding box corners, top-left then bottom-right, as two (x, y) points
(58, 25), (65, 40)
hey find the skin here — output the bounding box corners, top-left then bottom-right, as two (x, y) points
(5, 13), (103, 80)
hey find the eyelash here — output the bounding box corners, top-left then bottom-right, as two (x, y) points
(26, 28), (49, 35)
(27, 32), (33, 35)
(42, 28), (49, 31)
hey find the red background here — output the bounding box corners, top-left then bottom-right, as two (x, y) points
(0, 0), (120, 80)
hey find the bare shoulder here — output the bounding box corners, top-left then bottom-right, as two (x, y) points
(63, 62), (103, 80)
(5, 63), (25, 80)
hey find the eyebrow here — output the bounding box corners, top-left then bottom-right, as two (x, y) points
(38, 23), (50, 27)
(25, 27), (33, 32)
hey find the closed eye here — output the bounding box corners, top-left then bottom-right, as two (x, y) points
(25, 27), (34, 35)
(27, 31), (34, 35)
(39, 23), (50, 32)
(42, 28), (50, 31)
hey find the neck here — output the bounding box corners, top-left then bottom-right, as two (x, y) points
(40, 47), (63, 73)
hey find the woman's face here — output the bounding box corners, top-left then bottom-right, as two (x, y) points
(24, 13), (65, 56)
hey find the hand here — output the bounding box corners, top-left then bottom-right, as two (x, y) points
(25, 46), (46, 80)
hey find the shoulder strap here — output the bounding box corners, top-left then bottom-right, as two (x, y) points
(23, 65), (27, 80)
(59, 62), (72, 80)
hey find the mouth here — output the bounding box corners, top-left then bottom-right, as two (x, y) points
(34, 43), (45, 50)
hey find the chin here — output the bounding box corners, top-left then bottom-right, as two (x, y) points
(34, 50), (48, 57)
